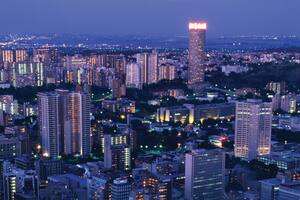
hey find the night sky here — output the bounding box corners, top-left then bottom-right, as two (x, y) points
(1, 0), (299, 37)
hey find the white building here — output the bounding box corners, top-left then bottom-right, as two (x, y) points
(221, 65), (248, 76)
(234, 99), (272, 160)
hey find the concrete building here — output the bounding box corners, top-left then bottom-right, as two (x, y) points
(158, 64), (176, 81)
(234, 99), (272, 160)
(45, 174), (87, 200)
(111, 178), (131, 200)
(185, 149), (225, 200)
(11, 62), (44, 87)
(126, 63), (142, 89)
(266, 81), (286, 95)
(38, 91), (91, 158)
(67, 92), (91, 157)
(136, 51), (158, 85)
(0, 135), (21, 160)
(104, 134), (131, 171)
(260, 178), (281, 200)
(37, 92), (60, 158)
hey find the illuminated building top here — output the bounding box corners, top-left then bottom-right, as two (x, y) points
(189, 22), (207, 30)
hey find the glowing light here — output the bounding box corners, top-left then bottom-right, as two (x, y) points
(43, 152), (49, 157)
(189, 22), (207, 30)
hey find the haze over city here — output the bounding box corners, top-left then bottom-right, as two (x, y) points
(1, 0), (300, 37)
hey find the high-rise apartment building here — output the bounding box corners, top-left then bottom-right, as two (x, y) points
(37, 92), (60, 158)
(15, 50), (28, 62)
(136, 51), (158, 85)
(2, 50), (14, 63)
(234, 99), (272, 160)
(188, 22), (207, 90)
(158, 64), (176, 81)
(104, 134), (131, 171)
(126, 63), (141, 89)
(185, 149), (225, 200)
(38, 91), (91, 158)
(11, 62), (44, 87)
(68, 92), (91, 157)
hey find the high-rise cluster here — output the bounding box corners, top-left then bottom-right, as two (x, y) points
(38, 90), (91, 158)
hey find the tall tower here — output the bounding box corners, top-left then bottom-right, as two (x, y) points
(68, 92), (91, 157)
(188, 22), (207, 90)
(38, 91), (91, 158)
(38, 92), (60, 158)
(234, 99), (272, 160)
(185, 149), (225, 200)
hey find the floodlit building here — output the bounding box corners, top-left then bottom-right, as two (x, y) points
(234, 99), (272, 160)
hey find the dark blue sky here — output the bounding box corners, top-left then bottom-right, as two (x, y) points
(1, 0), (299, 37)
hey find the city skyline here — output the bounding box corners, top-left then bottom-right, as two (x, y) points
(0, 0), (300, 37)
(1, 2), (300, 199)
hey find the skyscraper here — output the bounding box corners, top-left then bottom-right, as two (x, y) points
(234, 99), (272, 160)
(38, 91), (91, 158)
(68, 92), (91, 157)
(188, 22), (207, 90)
(55, 89), (69, 155)
(37, 92), (60, 158)
(185, 149), (225, 200)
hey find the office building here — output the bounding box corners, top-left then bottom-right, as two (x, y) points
(234, 99), (272, 160)
(260, 178), (281, 200)
(44, 174), (87, 199)
(257, 152), (300, 170)
(3, 161), (39, 200)
(87, 176), (109, 200)
(278, 182), (300, 200)
(35, 159), (63, 182)
(188, 22), (207, 90)
(111, 178), (131, 200)
(185, 149), (225, 200)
